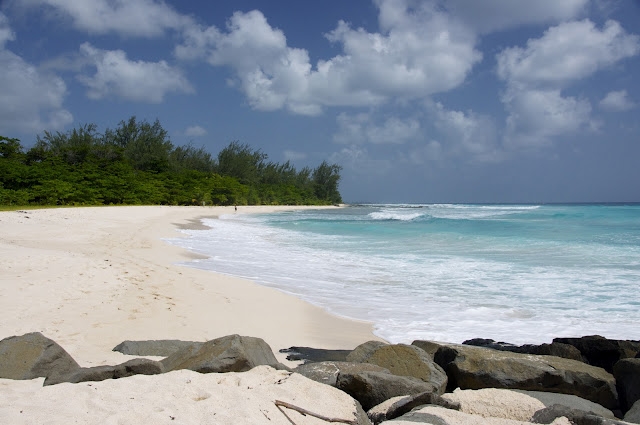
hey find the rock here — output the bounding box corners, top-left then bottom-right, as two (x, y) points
(161, 334), (287, 373)
(411, 340), (444, 358)
(0, 366), (373, 425)
(336, 370), (442, 411)
(279, 346), (351, 363)
(112, 340), (202, 357)
(368, 391), (460, 424)
(390, 405), (571, 425)
(625, 400), (640, 424)
(420, 341), (619, 410)
(347, 341), (389, 363)
(553, 336), (640, 373)
(294, 361), (390, 387)
(44, 358), (164, 386)
(350, 343), (448, 394)
(441, 388), (615, 422)
(0, 332), (79, 382)
(531, 404), (626, 425)
(463, 339), (584, 362)
(613, 358), (640, 413)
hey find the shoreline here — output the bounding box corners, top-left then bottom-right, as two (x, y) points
(0, 205), (382, 367)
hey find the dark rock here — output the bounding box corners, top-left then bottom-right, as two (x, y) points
(161, 334), (287, 373)
(279, 346), (351, 364)
(346, 341), (389, 363)
(613, 358), (640, 413)
(336, 370), (441, 411)
(0, 332), (79, 382)
(531, 404), (626, 425)
(44, 358), (164, 386)
(462, 338), (584, 362)
(554, 335), (640, 373)
(294, 361), (390, 387)
(419, 340), (619, 410)
(112, 340), (202, 357)
(355, 344), (447, 394)
(367, 391), (460, 425)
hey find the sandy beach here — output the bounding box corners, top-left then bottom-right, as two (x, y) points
(0, 205), (381, 367)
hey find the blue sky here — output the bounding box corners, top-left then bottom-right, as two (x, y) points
(1, 0), (639, 203)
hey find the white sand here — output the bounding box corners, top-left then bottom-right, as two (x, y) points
(0, 205), (381, 367)
(0, 366), (365, 424)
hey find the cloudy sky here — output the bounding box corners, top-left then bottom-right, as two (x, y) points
(1, 0), (639, 203)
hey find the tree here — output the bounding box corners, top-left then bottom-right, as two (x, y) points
(312, 161), (342, 204)
(105, 116), (173, 173)
(0, 136), (23, 159)
(216, 141), (267, 185)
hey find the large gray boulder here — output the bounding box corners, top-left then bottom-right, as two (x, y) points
(554, 335), (640, 373)
(625, 400), (640, 424)
(463, 338), (584, 362)
(418, 341), (618, 410)
(112, 340), (202, 357)
(350, 343), (448, 394)
(441, 388), (615, 422)
(0, 332), (79, 382)
(294, 361), (390, 387)
(347, 341), (389, 363)
(161, 334), (286, 373)
(336, 370), (443, 411)
(44, 358), (164, 386)
(367, 392), (460, 425)
(531, 404), (626, 425)
(613, 358), (640, 413)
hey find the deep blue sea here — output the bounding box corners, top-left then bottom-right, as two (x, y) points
(168, 204), (640, 344)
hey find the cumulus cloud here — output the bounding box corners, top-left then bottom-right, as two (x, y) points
(15, 0), (191, 37)
(503, 89), (592, 147)
(333, 112), (421, 145)
(431, 103), (501, 161)
(184, 125), (207, 137)
(78, 43), (193, 103)
(600, 90), (635, 111)
(176, 0), (481, 115)
(496, 19), (640, 148)
(0, 12), (72, 135)
(497, 20), (640, 87)
(443, 0), (589, 34)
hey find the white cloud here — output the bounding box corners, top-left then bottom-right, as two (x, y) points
(503, 89), (592, 147)
(16, 0), (191, 37)
(78, 43), (193, 103)
(600, 90), (635, 111)
(185, 125), (207, 137)
(431, 102), (502, 161)
(444, 0), (589, 34)
(176, 0), (481, 114)
(333, 112), (421, 145)
(496, 19), (639, 148)
(497, 19), (640, 87)
(0, 12), (72, 135)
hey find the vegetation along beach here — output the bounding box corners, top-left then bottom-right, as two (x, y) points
(2, 0), (640, 423)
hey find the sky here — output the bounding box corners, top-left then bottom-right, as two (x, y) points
(1, 0), (639, 203)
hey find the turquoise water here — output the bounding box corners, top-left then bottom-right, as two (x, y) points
(169, 204), (640, 344)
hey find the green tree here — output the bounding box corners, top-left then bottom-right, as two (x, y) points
(312, 161), (343, 204)
(216, 141), (267, 185)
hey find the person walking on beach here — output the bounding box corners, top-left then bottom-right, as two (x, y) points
(235, 205), (237, 212)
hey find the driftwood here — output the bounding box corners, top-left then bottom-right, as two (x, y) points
(274, 400), (358, 425)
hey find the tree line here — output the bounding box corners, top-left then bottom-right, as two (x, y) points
(0, 117), (343, 206)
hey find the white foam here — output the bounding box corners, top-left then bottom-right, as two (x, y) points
(169, 209), (640, 345)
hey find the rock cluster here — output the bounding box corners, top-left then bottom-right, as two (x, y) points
(2, 332), (640, 424)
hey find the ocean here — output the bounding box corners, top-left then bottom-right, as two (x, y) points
(168, 204), (640, 345)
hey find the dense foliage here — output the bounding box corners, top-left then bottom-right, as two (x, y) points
(0, 117), (343, 206)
